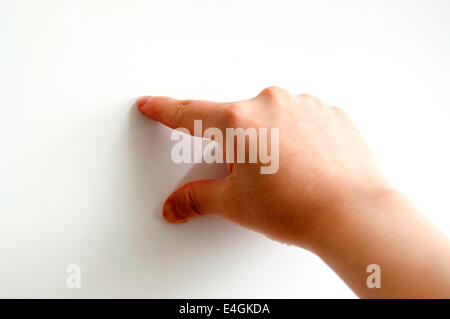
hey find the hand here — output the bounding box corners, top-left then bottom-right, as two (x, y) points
(136, 87), (390, 250)
(137, 87), (450, 298)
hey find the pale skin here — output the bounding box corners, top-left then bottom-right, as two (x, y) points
(136, 87), (450, 298)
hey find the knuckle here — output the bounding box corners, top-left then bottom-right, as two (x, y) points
(183, 186), (203, 215)
(221, 103), (242, 126)
(179, 99), (192, 106)
(173, 105), (187, 126)
(332, 106), (348, 117)
(259, 86), (285, 100)
(297, 94), (324, 108)
(297, 93), (318, 102)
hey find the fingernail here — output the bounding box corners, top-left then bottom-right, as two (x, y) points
(136, 96), (151, 109)
(162, 198), (189, 224)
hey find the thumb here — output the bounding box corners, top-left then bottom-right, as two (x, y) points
(162, 179), (230, 223)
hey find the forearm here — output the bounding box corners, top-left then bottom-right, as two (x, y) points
(310, 189), (450, 298)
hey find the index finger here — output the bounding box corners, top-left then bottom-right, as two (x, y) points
(137, 96), (222, 135)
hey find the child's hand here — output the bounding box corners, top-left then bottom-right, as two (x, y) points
(137, 87), (450, 298)
(137, 87), (389, 249)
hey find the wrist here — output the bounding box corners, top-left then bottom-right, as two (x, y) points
(302, 185), (402, 255)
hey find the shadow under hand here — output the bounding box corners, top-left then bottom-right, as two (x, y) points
(125, 104), (253, 297)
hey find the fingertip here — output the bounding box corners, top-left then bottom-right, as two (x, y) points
(162, 197), (190, 224)
(136, 96), (152, 110)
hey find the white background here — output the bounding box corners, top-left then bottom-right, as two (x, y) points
(1, 0), (449, 298)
